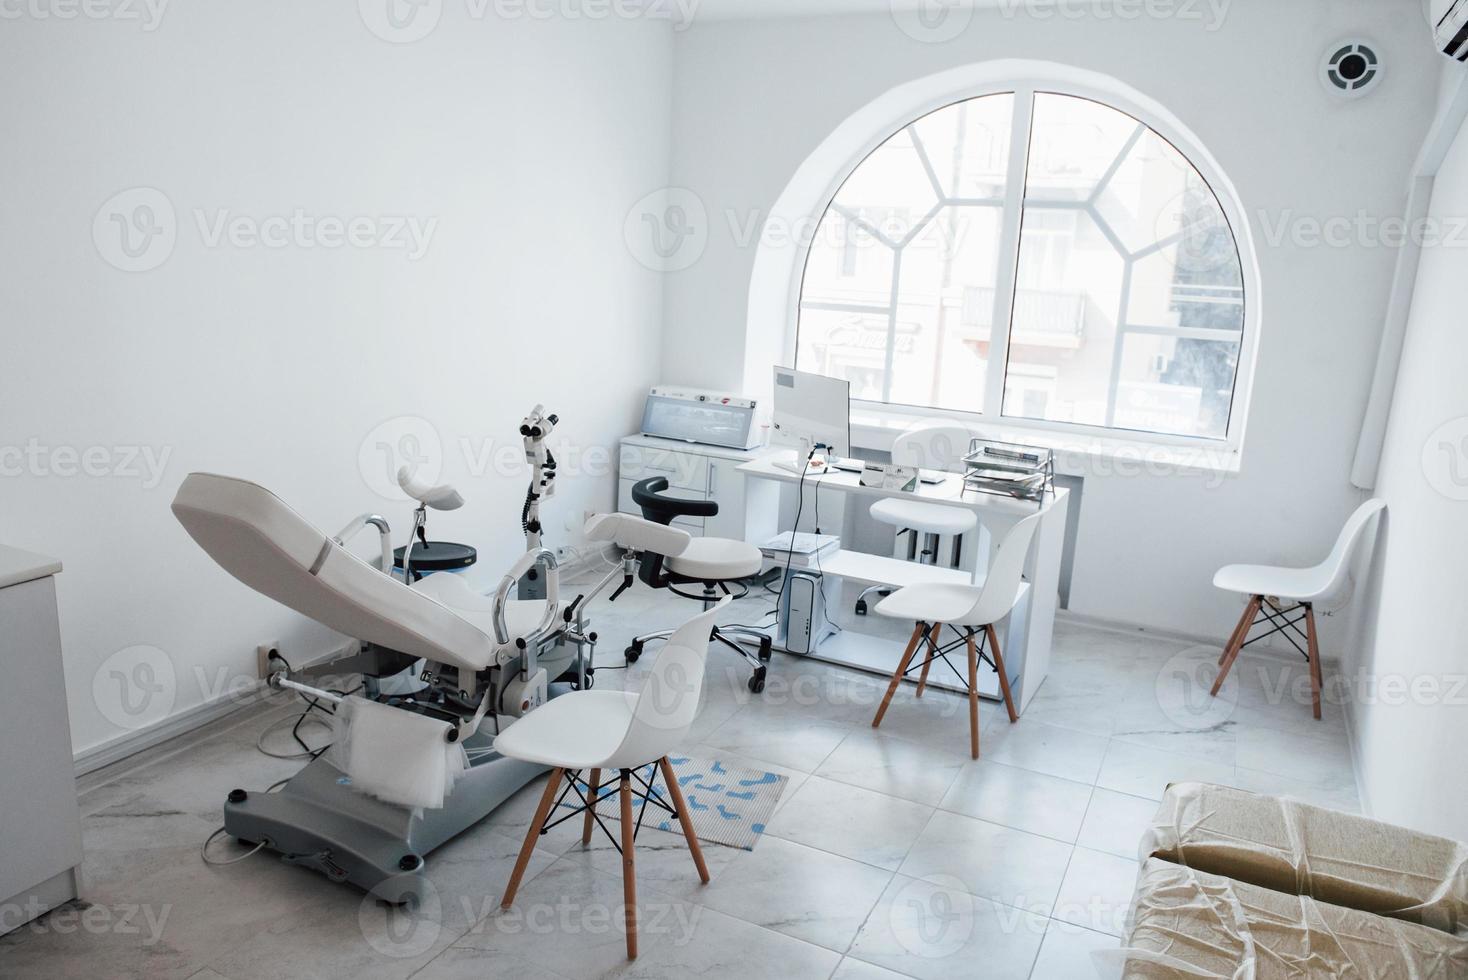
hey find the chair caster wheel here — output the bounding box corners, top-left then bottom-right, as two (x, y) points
(757, 636), (773, 662)
(625, 641), (643, 664)
(854, 600), (868, 616)
(748, 668), (767, 694)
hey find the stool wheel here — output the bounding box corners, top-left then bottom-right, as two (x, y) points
(748, 666), (767, 694)
(855, 599), (868, 616)
(625, 640), (644, 664)
(757, 636), (772, 662)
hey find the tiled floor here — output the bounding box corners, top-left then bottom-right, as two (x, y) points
(0, 570), (1359, 979)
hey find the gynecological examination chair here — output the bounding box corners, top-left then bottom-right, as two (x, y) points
(171, 473), (674, 903)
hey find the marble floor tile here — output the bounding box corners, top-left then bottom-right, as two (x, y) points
(689, 835), (891, 951)
(700, 709), (852, 774)
(978, 721), (1111, 785)
(1076, 789), (1158, 860)
(899, 810), (1074, 916)
(766, 776), (933, 871)
(617, 904), (842, 980)
(830, 957), (913, 980)
(848, 874), (1048, 980)
(1093, 741), (1235, 801)
(1050, 847), (1138, 937)
(938, 761), (1093, 844)
(1028, 920), (1121, 979)
(816, 730), (969, 807)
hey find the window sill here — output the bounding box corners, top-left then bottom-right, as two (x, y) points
(849, 409), (1242, 477)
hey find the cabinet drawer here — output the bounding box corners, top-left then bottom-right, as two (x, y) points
(619, 444), (709, 491)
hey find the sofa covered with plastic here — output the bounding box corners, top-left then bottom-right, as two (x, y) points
(1112, 783), (1468, 978)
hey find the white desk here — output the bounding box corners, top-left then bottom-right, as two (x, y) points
(736, 454), (1070, 713)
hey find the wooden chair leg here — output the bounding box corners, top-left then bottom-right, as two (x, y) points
(1212, 596), (1262, 696)
(659, 756), (709, 883)
(965, 631), (980, 759)
(985, 623), (1019, 724)
(1219, 598), (1257, 665)
(873, 623), (926, 728)
(915, 623), (941, 698)
(502, 767), (563, 909)
(582, 768), (601, 846)
(1305, 605), (1323, 721)
(619, 772), (638, 959)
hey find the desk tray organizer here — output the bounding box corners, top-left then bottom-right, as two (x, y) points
(961, 439), (1054, 508)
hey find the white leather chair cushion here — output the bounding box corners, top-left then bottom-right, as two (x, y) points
(870, 498), (978, 536)
(875, 582), (983, 624)
(667, 537), (763, 581)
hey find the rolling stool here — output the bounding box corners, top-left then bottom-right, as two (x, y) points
(622, 477), (773, 693)
(856, 423), (982, 615)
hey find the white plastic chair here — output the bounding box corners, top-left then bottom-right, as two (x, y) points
(1210, 498), (1386, 719)
(857, 423), (985, 615)
(496, 596), (727, 960)
(871, 511), (1042, 758)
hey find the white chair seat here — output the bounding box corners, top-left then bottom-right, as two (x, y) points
(667, 536), (763, 581)
(492, 690), (639, 770)
(874, 582), (984, 624)
(870, 498), (978, 536)
(1213, 563), (1329, 601)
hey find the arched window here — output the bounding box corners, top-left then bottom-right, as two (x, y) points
(795, 90), (1245, 442)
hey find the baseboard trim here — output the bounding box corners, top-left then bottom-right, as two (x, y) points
(72, 681), (268, 778)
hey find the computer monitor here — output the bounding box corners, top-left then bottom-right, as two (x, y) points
(771, 367), (851, 459)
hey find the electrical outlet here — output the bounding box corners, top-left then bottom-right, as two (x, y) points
(256, 641), (281, 679)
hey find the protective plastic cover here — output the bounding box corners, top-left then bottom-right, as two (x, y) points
(1107, 859), (1468, 979)
(1141, 782), (1468, 937)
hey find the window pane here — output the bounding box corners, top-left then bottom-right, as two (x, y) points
(801, 207), (895, 307)
(1002, 209), (1123, 428)
(1114, 334), (1238, 439)
(910, 94), (1014, 199)
(1127, 181), (1244, 332)
(889, 206), (1003, 411)
(1026, 94), (1142, 203)
(832, 128), (940, 243)
(794, 308), (891, 402)
(1093, 129), (1192, 254)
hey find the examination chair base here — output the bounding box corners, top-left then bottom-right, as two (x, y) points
(224, 729), (545, 905)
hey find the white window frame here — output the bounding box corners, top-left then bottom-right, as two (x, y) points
(789, 80), (1258, 460)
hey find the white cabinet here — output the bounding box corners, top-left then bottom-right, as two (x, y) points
(0, 547), (82, 934)
(618, 435), (759, 542)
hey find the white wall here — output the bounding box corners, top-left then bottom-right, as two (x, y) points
(0, 6), (673, 758)
(1347, 90), (1468, 840)
(660, 0), (1440, 644)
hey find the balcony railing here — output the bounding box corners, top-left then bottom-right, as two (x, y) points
(962, 287), (1086, 337)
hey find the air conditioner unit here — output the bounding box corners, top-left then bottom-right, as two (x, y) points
(1434, 0), (1468, 62)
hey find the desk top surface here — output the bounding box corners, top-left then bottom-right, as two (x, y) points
(0, 545), (63, 589)
(737, 453), (1068, 517)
